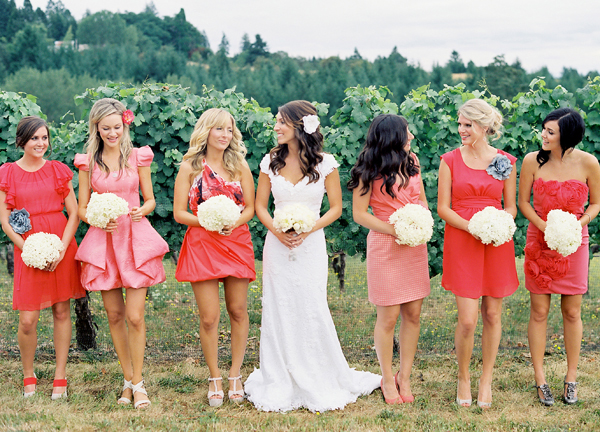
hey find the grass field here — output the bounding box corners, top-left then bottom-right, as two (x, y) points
(0, 255), (599, 431)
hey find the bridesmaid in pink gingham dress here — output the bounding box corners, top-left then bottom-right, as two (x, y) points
(350, 114), (430, 405)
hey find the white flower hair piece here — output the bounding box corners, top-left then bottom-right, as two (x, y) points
(302, 115), (320, 134)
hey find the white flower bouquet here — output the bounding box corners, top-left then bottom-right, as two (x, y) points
(21, 232), (64, 270)
(468, 206), (516, 246)
(197, 195), (241, 232)
(388, 203), (433, 247)
(86, 192), (130, 229)
(544, 209), (582, 257)
(273, 203), (317, 234)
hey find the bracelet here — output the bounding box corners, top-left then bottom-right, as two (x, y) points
(582, 213), (592, 223)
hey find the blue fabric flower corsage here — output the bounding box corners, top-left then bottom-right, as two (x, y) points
(9, 208), (32, 234)
(486, 154), (513, 181)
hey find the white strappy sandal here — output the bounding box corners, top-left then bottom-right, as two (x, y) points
(132, 379), (151, 409)
(117, 379), (133, 405)
(228, 375), (245, 404)
(207, 377), (224, 407)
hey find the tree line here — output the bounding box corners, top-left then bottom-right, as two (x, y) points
(1, 0), (598, 124)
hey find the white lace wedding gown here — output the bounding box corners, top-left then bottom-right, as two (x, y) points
(245, 153), (381, 412)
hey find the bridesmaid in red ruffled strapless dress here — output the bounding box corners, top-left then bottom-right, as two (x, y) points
(519, 108), (600, 406)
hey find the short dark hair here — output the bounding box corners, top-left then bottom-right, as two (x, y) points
(536, 108), (585, 167)
(16, 116), (51, 153)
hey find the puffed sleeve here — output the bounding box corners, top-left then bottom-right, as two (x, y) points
(0, 163), (16, 209)
(136, 146), (154, 167)
(74, 153), (90, 171)
(319, 153), (340, 177)
(259, 153), (272, 176)
(50, 161), (73, 199)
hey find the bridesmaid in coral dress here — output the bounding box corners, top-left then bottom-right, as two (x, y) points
(519, 108), (600, 406)
(350, 114), (430, 405)
(438, 99), (518, 409)
(75, 98), (169, 409)
(0, 116), (85, 399)
(174, 108), (255, 407)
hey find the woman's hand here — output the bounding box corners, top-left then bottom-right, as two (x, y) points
(219, 225), (234, 236)
(103, 219), (118, 233)
(46, 247), (67, 272)
(130, 206), (144, 222)
(276, 231), (308, 250)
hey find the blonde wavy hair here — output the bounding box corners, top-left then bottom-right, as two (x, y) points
(458, 99), (503, 141)
(84, 98), (133, 181)
(182, 108), (245, 181)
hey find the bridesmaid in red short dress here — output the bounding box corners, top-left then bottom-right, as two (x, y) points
(438, 99), (518, 409)
(0, 116), (85, 399)
(174, 108), (255, 407)
(519, 108), (600, 406)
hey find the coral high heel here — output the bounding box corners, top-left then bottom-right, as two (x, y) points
(381, 379), (403, 405)
(51, 379), (68, 400)
(395, 371), (414, 403)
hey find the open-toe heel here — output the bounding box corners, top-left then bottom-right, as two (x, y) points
(456, 380), (472, 407)
(208, 377), (224, 407)
(228, 375), (245, 404)
(118, 379), (133, 405)
(51, 379), (68, 400)
(23, 374), (37, 398)
(132, 379), (151, 409)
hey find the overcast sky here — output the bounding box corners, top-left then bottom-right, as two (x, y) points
(19, 0), (600, 76)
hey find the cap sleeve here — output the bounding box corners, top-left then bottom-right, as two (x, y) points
(259, 153), (272, 176)
(136, 146), (154, 167)
(440, 148), (456, 171)
(499, 149), (517, 164)
(74, 153), (90, 171)
(319, 153), (340, 177)
(0, 163), (16, 209)
(50, 161), (73, 199)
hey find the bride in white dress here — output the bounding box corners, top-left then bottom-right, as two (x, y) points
(245, 100), (380, 412)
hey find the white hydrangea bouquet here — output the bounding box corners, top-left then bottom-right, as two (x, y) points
(273, 203), (317, 234)
(544, 209), (582, 257)
(388, 203), (433, 247)
(468, 206), (516, 246)
(21, 232), (64, 270)
(86, 192), (130, 229)
(197, 195), (241, 232)
(273, 204), (317, 261)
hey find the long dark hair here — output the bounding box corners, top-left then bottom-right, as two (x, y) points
(348, 114), (419, 198)
(269, 100), (324, 184)
(536, 108), (585, 168)
(16, 116), (52, 155)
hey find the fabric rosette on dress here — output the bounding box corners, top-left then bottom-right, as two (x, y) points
(524, 178), (589, 295)
(9, 208), (32, 234)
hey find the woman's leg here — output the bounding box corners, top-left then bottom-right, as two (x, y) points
(124, 287), (150, 407)
(51, 300), (72, 395)
(374, 304), (402, 400)
(454, 296), (479, 405)
(396, 299), (423, 400)
(192, 280), (223, 396)
(561, 295), (582, 385)
(478, 296), (504, 405)
(223, 277), (249, 378)
(528, 293), (551, 387)
(101, 289), (133, 401)
(18, 309), (41, 394)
